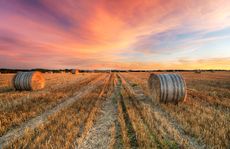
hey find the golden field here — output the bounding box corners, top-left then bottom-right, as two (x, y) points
(0, 72), (229, 149)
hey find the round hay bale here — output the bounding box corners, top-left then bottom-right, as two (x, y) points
(71, 69), (79, 74)
(148, 73), (187, 104)
(12, 71), (45, 91)
(194, 70), (202, 73)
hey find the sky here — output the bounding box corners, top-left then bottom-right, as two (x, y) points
(0, 0), (230, 70)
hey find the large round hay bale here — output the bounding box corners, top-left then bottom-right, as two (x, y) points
(12, 71), (45, 91)
(71, 69), (79, 74)
(148, 73), (187, 104)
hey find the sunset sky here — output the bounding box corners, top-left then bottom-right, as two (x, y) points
(0, 0), (230, 70)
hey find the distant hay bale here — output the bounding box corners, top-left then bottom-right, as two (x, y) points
(148, 73), (187, 104)
(71, 69), (80, 74)
(194, 70), (202, 73)
(210, 70), (215, 73)
(12, 71), (45, 91)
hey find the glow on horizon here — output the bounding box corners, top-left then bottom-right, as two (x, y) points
(0, 0), (229, 69)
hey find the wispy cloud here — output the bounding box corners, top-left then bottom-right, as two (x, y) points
(0, 0), (229, 69)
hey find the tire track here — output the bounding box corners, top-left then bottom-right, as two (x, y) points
(75, 74), (113, 147)
(111, 76), (123, 149)
(117, 89), (138, 148)
(118, 75), (160, 148)
(76, 74), (117, 149)
(114, 74), (138, 149)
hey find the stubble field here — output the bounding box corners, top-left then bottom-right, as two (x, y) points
(0, 72), (229, 149)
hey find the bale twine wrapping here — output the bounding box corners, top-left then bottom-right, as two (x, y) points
(71, 69), (79, 74)
(12, 71), (45, 91)
(148, 73), (187, 104)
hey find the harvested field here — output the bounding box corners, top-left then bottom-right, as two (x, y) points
(0, 72), (229, 148)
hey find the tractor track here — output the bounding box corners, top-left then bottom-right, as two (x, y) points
(75, 73), (113, 148)
(118, 74), (163, 148)
(116, 80), (139, 148)
(76, 74), (117, 149)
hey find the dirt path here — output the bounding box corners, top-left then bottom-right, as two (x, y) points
(74, 74), (112, 146)
(77, 94), (117, 149)
(77, 74), (121, 149)
(0, 75), (107, 148)
(119, 74), (205, 149)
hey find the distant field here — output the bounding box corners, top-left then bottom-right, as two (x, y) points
(0, 72), (229, 148)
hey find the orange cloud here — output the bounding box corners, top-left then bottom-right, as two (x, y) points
(0, 0), (229, 69)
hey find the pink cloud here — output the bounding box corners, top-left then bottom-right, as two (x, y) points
(0, 0), (229, 69)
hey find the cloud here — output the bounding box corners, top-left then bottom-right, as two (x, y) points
(0, 0), (229, 69)
(176, 57), (230, 70)
(132, 27), (230, 55)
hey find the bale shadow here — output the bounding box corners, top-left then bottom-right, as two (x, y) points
(0, 87), (14, 93)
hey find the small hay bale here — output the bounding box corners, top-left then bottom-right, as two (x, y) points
(71, 69), (80, 74)
(194, 70), (202, 73)
(148, 73), (187, 104)
(12, 71), (45, 91)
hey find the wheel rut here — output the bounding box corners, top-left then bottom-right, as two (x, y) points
(77, 74), (119, 149)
